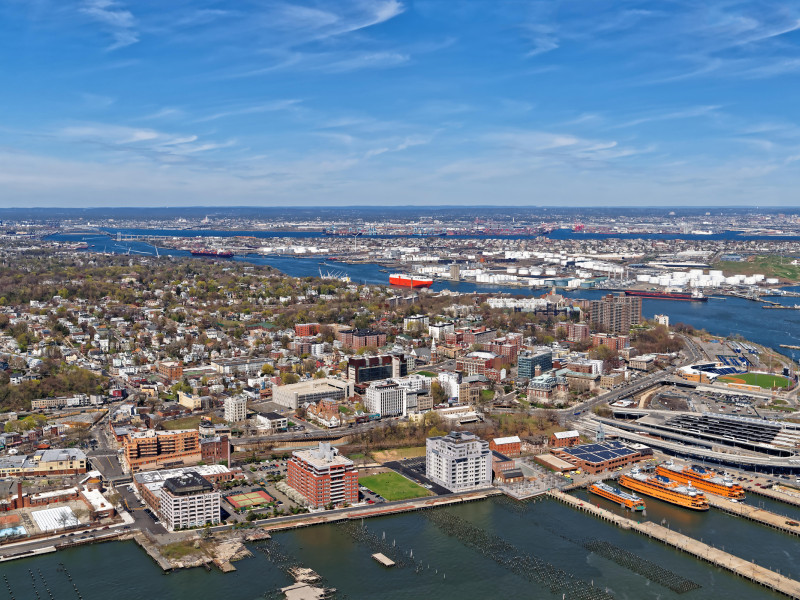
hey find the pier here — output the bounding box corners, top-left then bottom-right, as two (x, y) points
(548, 490), (800, 599)
(742, 482), (800, 508)
(704, 495), (800, 537)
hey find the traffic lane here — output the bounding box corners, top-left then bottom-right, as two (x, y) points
(116, 484), (167, 534)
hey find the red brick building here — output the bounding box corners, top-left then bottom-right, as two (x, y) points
(549, 430), (580, 448)
(592, 333), (630, 352)
(200, 436), (231, 466)
(567, 322), (591, 343)
(287, 442), (358, 508)
(337, 329), (387, 350)
(489, 436), (522, 456)
(295, 323), (320, 337)
(157, 361), (183, 381)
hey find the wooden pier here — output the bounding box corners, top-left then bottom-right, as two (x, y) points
(548, 490), (800, 599)
(705, 495), (800, 537)
(743, 482), (800, 508)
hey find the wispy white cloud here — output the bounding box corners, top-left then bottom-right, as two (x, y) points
(79, 0), (139, 50)
(612, 105), (721, 128)
(193, 100), (302, 123)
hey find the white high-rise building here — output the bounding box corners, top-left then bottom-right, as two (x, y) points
(654, 314), (670, 327)
(364, 381), (407, 417)
(224, 395), (248, 423)
(426, 431), (491, 492)
(158, 471), (221, 532)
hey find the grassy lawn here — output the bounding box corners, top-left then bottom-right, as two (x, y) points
(712, 255), (800, 282)
(371, 446), (427, 462)
(359, 472), (430, 501)
(718, 372), (790, 389)
(415, 371), (437, 378)
(162, 414), (225, 430)
(347, 453), (367, 460)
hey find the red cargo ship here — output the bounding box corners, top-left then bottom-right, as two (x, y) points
(389, 274), (433, 288)
(190, 249), (234, 258)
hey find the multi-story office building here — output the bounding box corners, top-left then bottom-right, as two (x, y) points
(364, 381), (407, 417)
(0, 449), (87, 478)
(287, 442), (358, 508)
(587, 293), (642, 334)
(517, 349), (553, 379)
(224, 395), (248, 423)
(122, 429), (201, 473)
(158, 471), (221, 532)
(272, 378), (353, 410)
(426, 432), (492, 492)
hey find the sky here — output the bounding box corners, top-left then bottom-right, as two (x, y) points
(2, 1), (800, 207)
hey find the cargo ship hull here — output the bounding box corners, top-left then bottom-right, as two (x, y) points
(619, 474), (709, 511)
(589, 483), (645, 511)
(190, 250), (233, 258)
(656, 465), (745, 500)
(389, 274), (433, 288)
(625, 290), (707, 302)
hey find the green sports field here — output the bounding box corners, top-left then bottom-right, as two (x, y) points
(359, 472), (430, 501)
(718, 372), (790, 389)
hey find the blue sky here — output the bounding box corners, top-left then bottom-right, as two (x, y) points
(2, 0), (800, 207)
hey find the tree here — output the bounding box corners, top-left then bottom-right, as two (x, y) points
(430, 380), (447, 404)
(261, 364), (275, 376)
(281, 372), (299, 385)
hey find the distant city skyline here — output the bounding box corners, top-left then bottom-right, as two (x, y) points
(3, 1), (800, 206)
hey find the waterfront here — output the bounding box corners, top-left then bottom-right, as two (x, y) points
(1, 497), (790, 599)
(46, 233), (800, 362)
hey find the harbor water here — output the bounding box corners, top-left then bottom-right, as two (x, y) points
(0, 497), (790, 599)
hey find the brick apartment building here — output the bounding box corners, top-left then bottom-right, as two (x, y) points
(157, 360), (183, 381)
(592, 333), (631, 352)
(337, 328), (387, 350)
(287, 442), (358, 508)
(294, 322), (320, 337)
(122, 429), (201, 473)
(586, 294), (642, 334)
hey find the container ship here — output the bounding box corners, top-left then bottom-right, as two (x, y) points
(619, 470), (709, 511)
(656, 462), (745, 500)
(190, 249), (234, 258)
(389, 274), (434, 288)
(588, 482), (646, 511)
(624, 290), (707, 302)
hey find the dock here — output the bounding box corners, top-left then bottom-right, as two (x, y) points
(548, 490), (800, 599)
(742, 482), (800, 508)
(371, 552), (396, 567)
(705, 495), (800, 537)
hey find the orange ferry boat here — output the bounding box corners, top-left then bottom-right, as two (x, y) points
(656, 462), (745, 500)
(588, 482), (646, 511)
(619, 470), (709, 511)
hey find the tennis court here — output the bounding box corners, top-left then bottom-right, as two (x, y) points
(226, 490), (273, 509)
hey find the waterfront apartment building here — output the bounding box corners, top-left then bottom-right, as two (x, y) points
(287, 442), (358, 508)
(517, 349), (553, 380)
(122, 429), (201, 473)
(586, 293), (642, 334)
(364, 381), (407, 417)
(224, 395), (248, 423)
(158, 471), (221, 532)
(272, 378), (353, 410)
(426, 431), (492, 493)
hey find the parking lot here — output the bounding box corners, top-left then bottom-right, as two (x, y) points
(384, 458), (451, 496)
